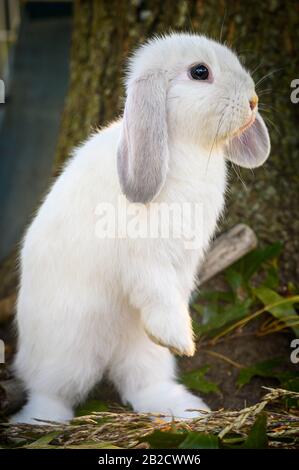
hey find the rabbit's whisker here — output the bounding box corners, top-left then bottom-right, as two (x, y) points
(257, 92), (273, 99)
(239, 133), (256, 178)
(231, 159), (248, 189)
(257, 88), (273, 95)
(259, 103), (279, 114)
(226, 112), (248, 189)
(255, 68), (284, 88)
(205, 108), (226, 175)
(250, 62), (264, 77)
(219, 8), (227, 44)
(261, 115), (280, 136)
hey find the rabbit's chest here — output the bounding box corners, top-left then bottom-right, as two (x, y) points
(167, 162), (227, 292)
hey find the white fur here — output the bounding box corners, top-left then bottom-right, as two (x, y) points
(11, 33), (269, 424)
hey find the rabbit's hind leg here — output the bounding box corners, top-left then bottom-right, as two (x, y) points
(10, 393), (73, 425)
(108, 321), (210, 420)
(11, 290), (113, 424)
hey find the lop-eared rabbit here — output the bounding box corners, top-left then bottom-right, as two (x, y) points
(12, 33), (270, 424)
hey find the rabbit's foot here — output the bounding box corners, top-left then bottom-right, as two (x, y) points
(131, 382), (210, 420)
(10, 393), (73, 425)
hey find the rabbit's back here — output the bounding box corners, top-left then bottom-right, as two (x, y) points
(22, 121), (122, 272)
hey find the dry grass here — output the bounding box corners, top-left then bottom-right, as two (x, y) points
(1, 388), (298, 449)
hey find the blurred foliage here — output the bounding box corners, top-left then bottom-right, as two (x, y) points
(141, 429), (221, 449)
(75, 399), (109, 416)
(181, 365), (220, 394)
(237, 357), (299, 390)
(185, 242), (299, 405)
(191, 242), (299, 340)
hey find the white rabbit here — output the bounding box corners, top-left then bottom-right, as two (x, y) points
(11, 33), (270, 424)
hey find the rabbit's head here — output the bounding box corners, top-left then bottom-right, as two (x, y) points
(117, 33), (270, 203)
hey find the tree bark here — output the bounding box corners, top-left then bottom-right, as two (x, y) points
(0, 249), (18, 299)
(0, 379), (26, 416)
(0, 293), (16, 323)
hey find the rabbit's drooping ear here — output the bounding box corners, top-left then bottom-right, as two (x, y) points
(117, 74), (169, 204)
(224, 113), (270, 168)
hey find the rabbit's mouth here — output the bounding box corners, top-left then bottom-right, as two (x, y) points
(232, 114), (256, 138)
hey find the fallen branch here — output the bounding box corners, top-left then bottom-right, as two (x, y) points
(198, 223), (257, 285)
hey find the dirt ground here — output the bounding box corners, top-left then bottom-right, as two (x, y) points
(181, 318), (297, 410)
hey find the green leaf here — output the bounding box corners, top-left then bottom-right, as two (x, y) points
(281, 376), (299, 391)
(281, 377), (299, 408)
(242, 413), (268, 449)
(233, 242), (282, 282)
(192, 318), (203, 337)
(197, 290), (234, 304)
(237, 357), (299, 391)
(141, 431), (186, 449)
(75, 399), (109, 417)
(26, 432), (60, 448)
(26, 439), (121, 450)
(225, 268), (243, 292)
(196, 299), (252, 336)
(181, 366), (220, 394)
(253, 287), (299, 336)
(224, 413), (268, 449)
(237, 357), (283, 388)
(263, 265), (279, 290)
(179, 432), (219, 449)
(66, 441), (121, 449)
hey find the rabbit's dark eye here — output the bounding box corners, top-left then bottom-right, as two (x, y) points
(190, 64), (209, 80)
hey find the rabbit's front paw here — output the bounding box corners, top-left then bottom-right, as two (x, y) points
(142, 309), (195, 357)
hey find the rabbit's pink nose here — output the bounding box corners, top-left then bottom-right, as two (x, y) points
(249, 94), (258, 110)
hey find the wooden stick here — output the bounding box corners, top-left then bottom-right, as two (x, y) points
(198, 223), (258, 285)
